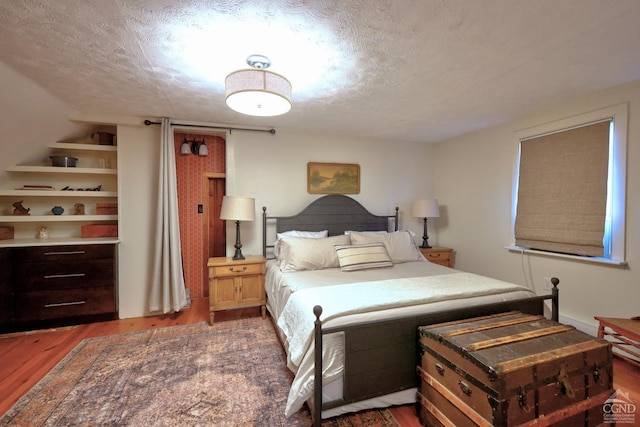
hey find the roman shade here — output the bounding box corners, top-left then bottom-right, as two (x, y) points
(515, 120), (610, 257)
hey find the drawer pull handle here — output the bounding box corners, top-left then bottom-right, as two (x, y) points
(229, 266), (247, 272)
(428, 254), (441, 258)
(458, 380), (472, 396)
(44, 250), (86, 256)
(45, 301), (86, 308)
(435, 363), (445, 376)
(44, 273), (86, 279)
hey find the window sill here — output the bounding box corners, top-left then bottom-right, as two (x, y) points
(505, 245), (627, 267)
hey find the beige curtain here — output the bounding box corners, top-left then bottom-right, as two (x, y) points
(148, 118), (188, 313)
(515, 120), (610, 256)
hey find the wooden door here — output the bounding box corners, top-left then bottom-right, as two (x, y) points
(208, 178), (226, 258)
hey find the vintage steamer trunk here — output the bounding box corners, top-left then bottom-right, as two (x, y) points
(417, 311), (613, 427)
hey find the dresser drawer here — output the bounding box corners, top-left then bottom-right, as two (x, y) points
(211, 262), (263, 277)
(14, 259), (114, 291)
(15, 286), (116, 322)
(13, 244), (115, 263)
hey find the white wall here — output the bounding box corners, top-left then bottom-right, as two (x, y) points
(117, 123), (160, 318)
(224, 128), (436, 258)
(0, 62), (92, 183)
(433, 81), (640, 332)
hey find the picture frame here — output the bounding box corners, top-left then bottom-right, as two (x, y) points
(307, 162), (360, 194)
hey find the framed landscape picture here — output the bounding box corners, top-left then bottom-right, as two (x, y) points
(307, 162), (360, 194)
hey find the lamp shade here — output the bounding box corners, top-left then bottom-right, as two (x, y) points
(180, 139), (190, 155)
(219, 196), (256, 222)
(225, 69), (292, 117)
(411, 199), (440, 218)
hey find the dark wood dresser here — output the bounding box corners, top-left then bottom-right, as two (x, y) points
(0, 248), (12, 325)
(1, 243), (117, 332)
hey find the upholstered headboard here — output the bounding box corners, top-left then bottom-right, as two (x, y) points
(262, 194), (399, 257)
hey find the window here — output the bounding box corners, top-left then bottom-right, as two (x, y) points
(511, 104), (627, 265)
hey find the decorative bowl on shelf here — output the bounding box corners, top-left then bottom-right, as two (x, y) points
(50, 156), (78, 167)
(51, 206), (64, 215)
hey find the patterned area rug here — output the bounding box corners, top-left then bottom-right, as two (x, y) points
(1, 318), (399, 426)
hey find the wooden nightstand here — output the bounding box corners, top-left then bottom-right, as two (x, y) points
(207, 255), (266, 325)
(419, 247), (454, 268)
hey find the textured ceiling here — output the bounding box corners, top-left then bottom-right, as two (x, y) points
(1, 0), (640, 143)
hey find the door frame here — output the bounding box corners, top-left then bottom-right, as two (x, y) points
(202, 172), (225, 295)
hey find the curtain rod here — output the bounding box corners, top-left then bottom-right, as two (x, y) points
(143, 119), (276, 135)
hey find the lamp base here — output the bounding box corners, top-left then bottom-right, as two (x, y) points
(232, 249), (245, 260)
(231, 220), (245, 260)
(420, 218), (431, 249)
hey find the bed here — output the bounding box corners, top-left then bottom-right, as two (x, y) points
(261, 195), (559, 426)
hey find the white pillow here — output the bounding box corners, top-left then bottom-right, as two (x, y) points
(277, 234), (351, 272)
(344, 230), (387, 235)
(273, 230), (328, 257)
(335, 243), (393, 272)
(277, 230), (328, 239)
(349, 230), (423, 263)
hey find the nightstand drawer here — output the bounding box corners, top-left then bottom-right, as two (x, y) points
(424, 251), (451, 263)
(211, 262), (263, 277)
(419, 247), (454, 268)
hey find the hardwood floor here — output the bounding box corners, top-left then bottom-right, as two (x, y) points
(1, 299), (638, 426)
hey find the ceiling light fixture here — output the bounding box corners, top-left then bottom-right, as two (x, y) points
(225, 55), (292, 117)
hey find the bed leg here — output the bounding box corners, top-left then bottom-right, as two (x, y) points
(313, 305), (323, 427)
(551, 277), (560, 322)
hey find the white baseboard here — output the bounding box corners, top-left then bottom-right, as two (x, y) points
(559, 314), (599, 337)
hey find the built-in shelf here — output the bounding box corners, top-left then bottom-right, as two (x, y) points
(0, 215), (117, 222)
(0, 190), (117, 197)
(7, 165), (117, 175)
(48, 142), (117, 152)
(1, 128), (119, 246)
(0, 237), (120, 248)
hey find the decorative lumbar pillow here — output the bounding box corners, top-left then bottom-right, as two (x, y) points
(349, 230), (423, 263)
(335, 243), (393, 272)
(277, 234), (351, 272)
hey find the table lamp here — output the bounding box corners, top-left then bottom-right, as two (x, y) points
(219, 196), (255, 260)
(411, 199), (440, 248)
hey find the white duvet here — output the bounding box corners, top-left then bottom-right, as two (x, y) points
(265, 261), (536, 417)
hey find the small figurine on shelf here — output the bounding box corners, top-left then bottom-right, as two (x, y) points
(74, 203), (85, 215)
(38, 226), (50, 239)
(12, 201), (30, 215)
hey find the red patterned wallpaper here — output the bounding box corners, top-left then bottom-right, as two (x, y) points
(174, 132), (225, 300)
